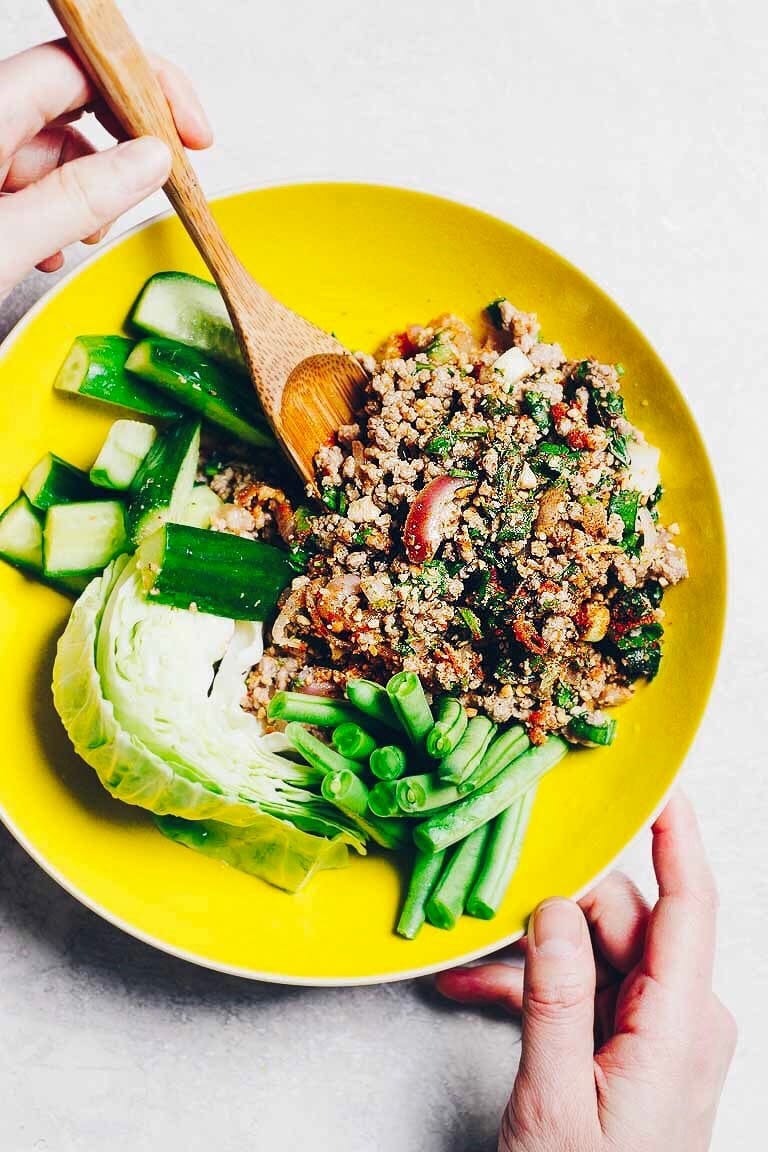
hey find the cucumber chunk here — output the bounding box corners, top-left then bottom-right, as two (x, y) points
(126, 417), (201, 546)
(138, 523), (293, 620)
(22, 452), (95, 510)
(43, 501), (127, 576)
(0, 495), (88, 595)
(125, 338), (273, 447)
(54, 335), (182, 419)
(90, 420), (157, 490)
(0, 494), (44, 571)
(130, 272), (244, 372)
(183, 484), (222, 529)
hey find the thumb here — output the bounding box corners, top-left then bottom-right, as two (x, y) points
(0, 136), (170, 295)
(513, 898), (598, 1131)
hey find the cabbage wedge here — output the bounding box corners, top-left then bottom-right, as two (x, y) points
(52, 555), (365, 892)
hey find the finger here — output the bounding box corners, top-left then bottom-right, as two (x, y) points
(0, 40), (211, 165)
(0, 137), (170, 294)
(594, 984), (619, 1049)
(643, 790), (718, 992)
(35, 251), (64, 273)
(436, 962), (524, 1012)
(516, 899), (598, 1117)
(1, 124), (95, 192)
(579, 870), (651, 974)
(149, 55), (213, 149)
(503, 933), (617, 990)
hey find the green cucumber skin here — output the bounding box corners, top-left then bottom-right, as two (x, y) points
(141, 523), (294, 621)
(22, 452), (96, 510)
(43, 501), (127, 577)
(90, 420), (157, 491)
(126, 418), (201, 546)
(126, 338), (273, 448)
(0, 495), (88, 595)
(130, 272), (245, 372)
(55, 335), (182, 420)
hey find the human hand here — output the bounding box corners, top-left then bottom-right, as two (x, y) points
(0, 38), (211, 300)
(437, 791), (736, 1152)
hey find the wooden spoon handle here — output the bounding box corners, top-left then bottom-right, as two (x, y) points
(48, 0), (258, 297)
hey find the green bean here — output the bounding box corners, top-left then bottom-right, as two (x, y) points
(387, 671), (434, 748)
(370, 744), (408, 781)
(438, 716), (496, 785)
(396, 848), (447, 939)
(368, 780), (401, 818)
(466, 786), (537, 919)
(425, 825), (490, 929)
(414, 737), (567, 854)
(284, 722), (364, 777)
(267, 690), (364, 728)
(345, 678), (401, 731)
(332, 722), (378, 762)
(339, 806), (409, 850)
(321, 769), (370, 817)
(457, 725), (529, 794)
(425, 696), (468, 758)
(396, 773), (464, 814)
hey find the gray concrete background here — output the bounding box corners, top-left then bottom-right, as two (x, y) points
(1, 2), (765, 1149)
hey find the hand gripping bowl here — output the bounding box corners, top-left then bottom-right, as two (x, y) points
(0, 183), (725, 984)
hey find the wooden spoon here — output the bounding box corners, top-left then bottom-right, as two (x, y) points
(48, 0), (365, 486)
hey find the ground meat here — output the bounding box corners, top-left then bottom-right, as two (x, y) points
(210, 300), (687, 742)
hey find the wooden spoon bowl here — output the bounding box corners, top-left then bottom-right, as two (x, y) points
(49, 0), (365, 485)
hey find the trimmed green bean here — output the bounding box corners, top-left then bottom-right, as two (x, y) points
(387, 671), (434, 748)
(396, 773), (463, 815)
(467, 786), (537, 919)
(370, 744), (408, 781)
(425, 696), (468, 758)
(438, 716), (496, 785)
(414, 737), (567, 854)
(458, 725), (529, 794)
(284, 722), (364, 777)
(396, 848), (447, 939)
(332, 722), (378, 762)
(368, 780), (401, 818)
(425, 825), (490, 929)
(321, 769), (370, 816)
(267, 690), (363, 728)
(345, 678), (401, 731)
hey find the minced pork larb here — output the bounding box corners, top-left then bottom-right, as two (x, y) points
(202, 298), (687, 747)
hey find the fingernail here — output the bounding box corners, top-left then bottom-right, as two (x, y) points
(114, 137), (172, 190)
(531, 898), (583, 957)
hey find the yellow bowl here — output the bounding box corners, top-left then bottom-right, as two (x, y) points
(0, 184), (725, 984)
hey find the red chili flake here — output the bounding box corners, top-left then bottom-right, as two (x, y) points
(526, 709), (549, 745)
(566, 428), (590, 450)
(513, 615), (548, 655)
(390, 331), (414, 358)
(610, 612), (656, 640)
(539, 579), (559, 595)
(551, 402), (569, 423)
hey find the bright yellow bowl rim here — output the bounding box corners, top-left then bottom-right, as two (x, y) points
(0, 183), (725, 984)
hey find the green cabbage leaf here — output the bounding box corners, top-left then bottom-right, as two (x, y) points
(52, 555), (365, 891)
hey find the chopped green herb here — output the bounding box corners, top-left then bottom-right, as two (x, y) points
(555, 682), (577, 710)
(560, 561), (579, 581)
(457, 606), (483, 638)
(294, 505), (316, 534)
(532, 442), (580, 476)
(287, 544), (310, 572)
(320, 487), (348, 515)
(352, 524), (374, 545)
(524, 391), (551, 433)
(425, 334), (454, 365)
(645, 580), (664, 608)
(610, 431), (631, 466)
(615, 363), (625, 377)
(485, 298), (506, 329)
(449, 468), (475, 479)
(497, 498), (536, 542)
(609, 489), (640, 544)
